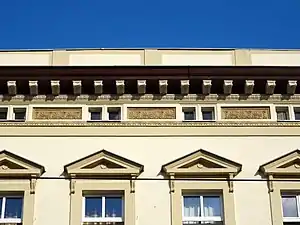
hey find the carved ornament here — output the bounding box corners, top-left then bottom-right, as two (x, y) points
(222, 107), (271, 120)
(127, 107), (176, 120)
(32, 107), (82, 120)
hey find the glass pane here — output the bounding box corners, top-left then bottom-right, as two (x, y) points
(202, 109), (214, 120)
(109, 112), (120, 120)
(85, 197), (102, 218)
(277, 111), (288, 120)
(14, 111), (26, 120)
(183, 196), (200, 217)
(91, 112), (102, 120)
(282, 196), (298, 217)
(5, 197), (23, 219)
(105, 197), (122, 218)
(0, 109), (7, 120)
(295, 111), (300, 120)
(184, 111), (196, 120)
(203, 196), (221, 217)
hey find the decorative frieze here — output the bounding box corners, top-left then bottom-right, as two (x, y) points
(221, 107), (271, 120)
(127, 107), (176, 119)
(32, 107), (82, 120)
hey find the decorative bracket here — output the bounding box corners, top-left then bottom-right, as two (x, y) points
(30, 176), (37, 194)
(228, 173), (234, 193)
(169, 173), (175, 193)
(130, 175), (137, 193)
(70, 174), (76, 194)
(267, 174), (274, 192)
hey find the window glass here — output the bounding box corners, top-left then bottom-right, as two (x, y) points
(202, 108), (215, 120)
(203, 196), (221, 217)
(183, 196), (200, 217)
(105, 197), (122, 218)
(85, 197), (102, 218)
(4, 197), (23, 219)
(282, 196), (298, 217)
(14, 108), (26, 120)
(108, 108), (121, 120)
(182, 108), (196, 121)
(294, 108), (300, 120)
(0, 108), (8, 120)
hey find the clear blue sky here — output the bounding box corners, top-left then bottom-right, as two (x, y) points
(0, 0), (299, 50)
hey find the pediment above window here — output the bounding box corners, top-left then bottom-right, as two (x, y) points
(162, 149), (242, 177)
(0, 150), (45, 177)
(64, 150), (144, 177)
(260, 150), (300, 176)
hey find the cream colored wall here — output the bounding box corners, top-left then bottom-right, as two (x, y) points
(0, 132), (300, 225)
(1, 48), (300, 66)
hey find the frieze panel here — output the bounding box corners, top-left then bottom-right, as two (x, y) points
(32, 107), (82, 120)
(127, 107), (176, 119)
(221, 107), (271, 120)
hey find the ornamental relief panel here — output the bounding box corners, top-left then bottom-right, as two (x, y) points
(32, 107), (82, 120)
(127, 107), (176, 119)
(221, 107), (271, 119)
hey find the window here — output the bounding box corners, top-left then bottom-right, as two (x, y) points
(83, 195), (123, 224)
(0, 196), (23, 224)
(282, 194), (300, 224)
(201, 107), (215, 121)
(276, 107), (290, 121)
(0, 108), (8, 120)
(107, 107), (121, 121)
(13, 108), (26, 121)
(182, 107), (196, 121)
(294, 107), (300, 120)
(88, 107), (102, 121)
(182, 194), (223, 225)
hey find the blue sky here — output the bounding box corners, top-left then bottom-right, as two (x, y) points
(0, 0), (299, 49)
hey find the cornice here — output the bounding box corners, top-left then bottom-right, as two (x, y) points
(2, 94), (300, 103)
(1, 121), (300, 127)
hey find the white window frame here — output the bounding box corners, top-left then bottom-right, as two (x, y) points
(0, 107), (9, 121)
(274, 105), (293, 121)
(87, 106), (104, 121)
(217, 103), (276, 121)
(291, 106), (300, 121)
(281, 194), (300, 223)
(199, 105), (217, 121)
(0, 196), (23, 224)
(181, 105), (198, 121)
(105, 105), (124, 121)
(182, 194), (223, 223)
(82, 195), (124, 223)
(0, 106), (28, 121)
(123, 104), (181, 121)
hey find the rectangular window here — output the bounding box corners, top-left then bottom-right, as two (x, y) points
(13, 108), (27, 121)
(107, 107), (121, 121)
(182, 194), (223, 225)
(201, 107), (215, 121)
(0, 196), (23, 224)
(294, 108), (300, 121)
(0, 108), (8, 121)
(88, 107), (102, 121)
(83, 195), (123, 224)
(182, 107), (196, 121)
(276, 107), (290, 121)
(282, 194), (300, 224)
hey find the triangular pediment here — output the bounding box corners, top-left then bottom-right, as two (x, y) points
(259, 150), (300, 176)
(64, 150), (144, 177)
(0, 150), (45, 177)
(162, 149), (242, 177)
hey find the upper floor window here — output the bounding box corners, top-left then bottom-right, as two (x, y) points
(182, 194), (223, 225)
(108, 107), (121, 121)
(83, 195), (123, 224)
(13, 108), (26, 121)
(282, 194), (300, 224)
(201, 107), (215, 121)
(88, 107), (102, 121)
(182, 107), (196, 121)
(294, 108), (300, 120)
(276, 106), (290, 121)
(0, 195), (23, 224)
(0, 108), (8, 120)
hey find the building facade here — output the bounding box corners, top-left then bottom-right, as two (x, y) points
(0, 48), (300, 225)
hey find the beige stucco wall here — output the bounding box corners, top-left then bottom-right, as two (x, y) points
(0, 128), (300, 225)
(1, 48), (300, 66)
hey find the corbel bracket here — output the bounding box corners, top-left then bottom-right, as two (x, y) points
(70, 174), (76, 195)
(169, 173), (175, 193)
(228, 173), (234, 193)
(130, 174), (137, 193)
(30, 175), (37, 194)
(267, 174), (274, 192)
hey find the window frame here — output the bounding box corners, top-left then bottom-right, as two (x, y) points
(106, 105), (123, 121)
(181, 105), (198, 121)
(281, 193), (300, 223)
(200, 105), (217, 121)
(0, 195), (23, 224)
(87, 106), (104, 121)
(82, 194), (124, 223)
(182, 193), (223, 223)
